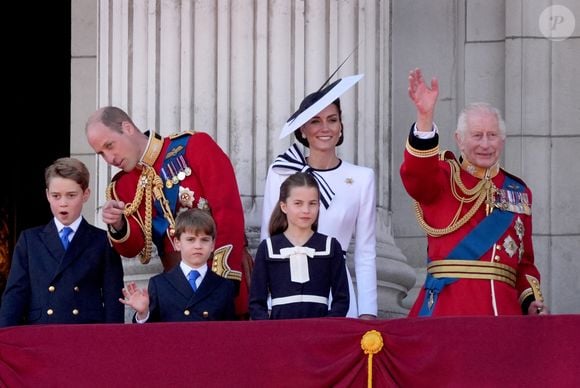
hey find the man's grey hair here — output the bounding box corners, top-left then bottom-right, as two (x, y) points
(456, 102), (506, 141)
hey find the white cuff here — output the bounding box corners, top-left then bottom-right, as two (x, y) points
(135, 310), (150, 323)
(413, 123), (438, 139)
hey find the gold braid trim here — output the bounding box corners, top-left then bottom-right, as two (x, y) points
(524, 274), (544, 302)
(518, 289), (534, 305)
(106, 181), (139, 244)
(405, 139), (440, 158)
(106, 166), (176, 264)
(414, 158), (497, 237)
(212, 244), (242, 281)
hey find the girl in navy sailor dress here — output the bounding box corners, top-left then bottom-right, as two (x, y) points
(249, 172), (349, 320)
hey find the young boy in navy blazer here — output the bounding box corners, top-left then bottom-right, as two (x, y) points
(120, 208), (236, 322)
(0, 158), (125, 326)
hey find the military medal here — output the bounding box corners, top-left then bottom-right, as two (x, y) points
(493, 188), (531, 215)
(167, 163), (180, 185)
(520, 193), (530, 214)
(161, 169), (173, 189)
(166, 158), (186, 181)
(178, 155), (192, 176)
(515, 217), (525, 262)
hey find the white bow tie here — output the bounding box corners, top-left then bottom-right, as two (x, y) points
(279, 246), (315, 284)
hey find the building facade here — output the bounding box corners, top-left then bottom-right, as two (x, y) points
(71, 0), (580, 317)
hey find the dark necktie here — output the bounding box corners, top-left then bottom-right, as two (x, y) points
(188, 270), (200, 292)
(60, 226), (73, 250)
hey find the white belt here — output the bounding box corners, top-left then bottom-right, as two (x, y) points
(271, 295), (329, 306)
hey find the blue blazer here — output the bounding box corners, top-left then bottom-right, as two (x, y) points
(145, 265), (236, 322)
(0, 218), (125, 327)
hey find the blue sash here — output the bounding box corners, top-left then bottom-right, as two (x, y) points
(152, 135), (190, 256)
(418, 175), (524, 316)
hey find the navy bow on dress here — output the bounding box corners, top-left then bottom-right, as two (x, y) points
(271, 143), (335, 209)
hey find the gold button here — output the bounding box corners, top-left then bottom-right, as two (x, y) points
(202, 311), (209, 318)
(72, 309), (79, 315)
(494, 255), (500, 262)
(47, 309), (54, 316)
(73, 286), (80, 292)
(48, 286), (55, 292)
(184, 310), (190, 316)
(496, 245), (502, 250)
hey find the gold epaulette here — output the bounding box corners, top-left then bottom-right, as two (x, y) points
(212, 244), (242, 282)
(169, 130), (197, 139)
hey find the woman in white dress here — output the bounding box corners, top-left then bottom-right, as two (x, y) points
(260, 76), (377, 319)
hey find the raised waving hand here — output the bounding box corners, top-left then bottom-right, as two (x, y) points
(408, 68), (439, 131)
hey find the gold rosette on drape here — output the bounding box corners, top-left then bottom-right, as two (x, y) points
(361, 330), (384, 387)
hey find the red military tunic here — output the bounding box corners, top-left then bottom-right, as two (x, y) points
(400, 128), (543, 317)
(107, 131), (248, 317)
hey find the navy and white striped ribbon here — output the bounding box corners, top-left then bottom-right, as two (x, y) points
(271, 143), (335, 209)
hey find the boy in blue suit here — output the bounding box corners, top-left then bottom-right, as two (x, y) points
(120, 208), (236, 322)
(0, 158), (125, 326)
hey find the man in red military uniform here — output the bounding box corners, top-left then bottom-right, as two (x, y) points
(400, 68), (548, 317)
(86, 106), (250, 318)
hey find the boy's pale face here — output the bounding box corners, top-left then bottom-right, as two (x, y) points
(46, 177), (90, 226)
(174, 230), (215, 268)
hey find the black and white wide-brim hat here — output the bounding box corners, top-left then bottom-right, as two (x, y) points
(279, 74), (364, 139)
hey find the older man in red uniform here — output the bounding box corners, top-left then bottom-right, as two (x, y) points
(86, 106), (250, 318)
(400, 68), (548, 317)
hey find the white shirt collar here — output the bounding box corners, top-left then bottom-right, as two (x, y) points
(54, 217), (82, 234)
(180, 262), (208, 279)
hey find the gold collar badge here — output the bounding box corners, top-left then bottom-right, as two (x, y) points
(140, 133), (164, 167)
(460, 158), (500, 179)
